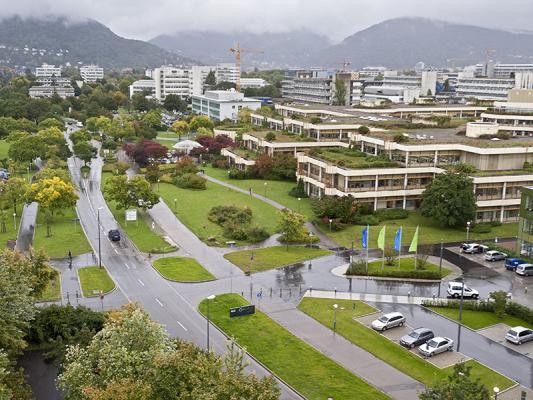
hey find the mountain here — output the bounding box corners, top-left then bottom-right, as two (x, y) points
(314, 17), (533, 69)
(0, 16), (195, 69)
(149, 30), (331, 69)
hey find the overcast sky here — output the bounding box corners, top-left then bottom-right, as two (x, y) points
(1, 0), (533, 41)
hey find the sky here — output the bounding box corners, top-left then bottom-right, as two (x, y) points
(1, 0), (533, 41)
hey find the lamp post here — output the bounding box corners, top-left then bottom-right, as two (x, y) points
(264, 182), (267, 198)
(297, 197), (301, 213)
(12, 213), (16, 231)
(438, 240), (443, 297)
(333, 303), (338, 334)
(329, 218), (333, 232)
(173, 198), (177, 213)
(27, 165), (30, 182)
(157, 179), (160, 192)
(97, 207), (103, 268)
(466, 221), (471, 241)
(457, 275), (465, 350)
(206, 294), (215, 350)
(493, 387), (500, 400)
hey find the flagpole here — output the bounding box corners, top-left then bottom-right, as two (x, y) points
(414, 227), (418, 270)
(398, 226), (402, 270)
(381, 226), (385, 271)
(366, 224), (369, 275)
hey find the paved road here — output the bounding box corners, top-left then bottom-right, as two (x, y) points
(16, 202), (38, 253)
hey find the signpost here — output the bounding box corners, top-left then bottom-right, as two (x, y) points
(229, 305), (255, 318)
(125, 209), (137, 226)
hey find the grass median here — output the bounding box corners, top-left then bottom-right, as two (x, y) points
(152, 256), (214, 282)
(298, 298), (515, 391)
(224, 246), (331, 273)
(347, 257), (451, 279)
(78, 266), (115, 297)
(199, 293), (389, 400)
(427, 307), (533, 330)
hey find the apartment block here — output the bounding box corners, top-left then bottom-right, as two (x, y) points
(129, 79), (156, 98)
(35, 64), (61, 77)
(79, 65), (104, 82)
(152, 65), (212, 101)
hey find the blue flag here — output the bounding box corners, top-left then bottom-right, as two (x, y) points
(361, 226), (368, 249)
(394, 227), (402, 251)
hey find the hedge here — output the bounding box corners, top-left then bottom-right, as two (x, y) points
(346, 261), (441, 280)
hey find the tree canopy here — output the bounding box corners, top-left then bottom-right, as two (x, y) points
(103, 175), (159, 210)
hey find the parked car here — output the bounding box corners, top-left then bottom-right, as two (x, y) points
(505, 326), (533, 344)
(516, 263), (533, 276)
(108, 229), (121, 242)
(484, 250), (508, 262)
(461, 243), (488, 254)
(399, 328), (434, 349)
(447, 281), (479, 299)
(371, 312), (406, 331)
(505, 258), (527, 271)
(418, 337), (454, 357)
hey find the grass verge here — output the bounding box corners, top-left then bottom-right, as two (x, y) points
(298, 298), (515, 391)
(152, 256), (215, 282)
(78, 266), (115, 297)
(347, 257), (451, 279)
(224, 246), (331, 273)
(428, 307), (533, 330)
(33, 208), (92, 258)
(199, 294), (389, 400)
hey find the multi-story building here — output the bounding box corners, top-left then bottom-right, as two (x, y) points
(215, 63), (239, 84)
(359, 67), (388, 78)
(79, 65), (104, 82)
(475, 63), (533, 79)
(191, 90), (261, 122)
(363, 71), (438, 103)
(518, 186), (533, 257)
(152, 65), (212, 101)
(240, 78), (267, 89)
(455, 76), (515, 101)
(35, 64), (61, 77)
(29, 76), (74, 98)
(129, 79), (156, 98)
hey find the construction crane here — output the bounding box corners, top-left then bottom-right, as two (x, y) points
(336, 59), (352, 72)
(229, 42), (263, 92)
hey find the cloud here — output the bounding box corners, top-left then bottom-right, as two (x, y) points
(0, 0), (532, 41)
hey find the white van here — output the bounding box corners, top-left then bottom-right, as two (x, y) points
(516, 264), (533, 276)
(446, 282), (479, 299)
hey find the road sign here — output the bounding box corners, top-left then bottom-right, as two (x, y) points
(125, 209), (137, 221)
(229, 305), (255, 318)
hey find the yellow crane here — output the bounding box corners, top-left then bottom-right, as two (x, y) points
(229, 42), (263, 92)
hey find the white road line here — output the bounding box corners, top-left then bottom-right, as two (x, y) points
(137, 279), (145, 287)
(176, 320), (188, 332)
(155, 298), (164, 307)
(113, 247), (119, 254)
(124, 263), (130, 270)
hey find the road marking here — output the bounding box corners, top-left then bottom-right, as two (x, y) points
(124, 263), (130, 270)
(113, 247), (119, 254)
(137, 279), (145, 287)
(176, 320), (188, 332)
(155, 298), (164, 307)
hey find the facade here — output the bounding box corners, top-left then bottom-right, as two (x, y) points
(215, 63), (239, 84)
(475, 63), (533, 78)
(240, 78), (267, 89)
(29, 83), (74, 98)
(518, 187), (533, 257)
(152, 65), (212, 101)
(35, 64), (61, 77)
(455, 76), (515, 101)
(129, 79), (156, 98)
(79, 65), (104, 82)
(191, 90), (261, 122)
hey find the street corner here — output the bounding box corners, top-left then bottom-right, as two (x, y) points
(477, 323), (533, 359)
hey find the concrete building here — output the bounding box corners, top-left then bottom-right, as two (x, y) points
(79, 65), (104, 82)
(152, 65), (212, 101)
(362, 70), (437, 104)
(518, 187), (533, 257)
(359, 67), (388, 78)
(215, 63), (239, 84)
(475, 63), (533, 78)
(455, 76), (515, 101)
(35, 64), (61, 77)
(129, 79), (156, 98)
(191, 90), (261, 121)
(29, 75), (74, 98)
(240, 78), (267, 89)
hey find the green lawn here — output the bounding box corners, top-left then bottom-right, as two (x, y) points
(78, 266), (115, 297)
(0, 140), (9, 159)
(199, 294), (389, 400)
(298, 298), (515, 391)
(152, 256), (215, 282)
(102, 173), (176, 254)
(158, 180), (280, 246)
(224, 246), (332, 273)
(157, 131), (181, 139)
(155, 138), (176, 149)
(360, 257), (451, 278)
(35, 268), (61, 302)
(0, 210), (20, 250)
(203, 166), (315, 219)
(428, 307), (533, 330)
(33, 208), (92, 258)
(322, 212), (518, 249)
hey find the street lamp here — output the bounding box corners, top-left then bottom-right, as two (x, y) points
(466, 221), (471, 241)
(173, 198), (177, 213)
(329, 218), (333, 232)
(206, 294), (215, 351)
(27, 165), (30, 182)
(297, 197), (301, 213)
(457, 275), (465, 350)
(157, 179), (160, 192)
(333, 303), (338, 334)
(493, 387), (500, 400)
(264, 182), (267, 198)
(97, 207), (103, 268)
(12, 213), (16, 231)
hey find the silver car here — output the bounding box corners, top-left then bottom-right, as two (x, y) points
(505, 326), (533, 345)
(484, 250), (507, 262)
(418, 337), (454, 357)
(371, 312), (405, 331)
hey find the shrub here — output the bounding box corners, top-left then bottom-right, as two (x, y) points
(211, 157), (229, 169)
(223, 223), (249, 240)
(173, 173), (206, 190)
(310, 117), (322, 124)
(393, 134), (408, 143)
(246, 225), (270, 242)
(490, 291), (508, 318)
(471, 223), (492, 234)
(346, 262), (441, 279)
(208, 205), (253, 225)
(289, 179), (308, 198)
(265, 132), (276, 141)
(345, 259), (367, 275)
(175, 156), (198, 176)
(228, 168), (251, 179)
(374, 208), (409, 221)
(353, 214), (380, 226)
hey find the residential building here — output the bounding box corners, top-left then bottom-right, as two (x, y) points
(191, 90), (261, 121)
(152, 65), (212, 101)
(129, 79), (156, 98)
(362, 70), (437, 103)
(215, 63), (239, 84)
(79, 65), (104, 82)
(35, 63), (61, 77)
(359, 67), (388, 78)
(240, 78), (267, 89)
(29, 76), (74, 98)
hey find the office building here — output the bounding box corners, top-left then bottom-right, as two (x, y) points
(215, 63), (239, 84)
(129, 79), (156, 98)
(152, 65), (212, 101)
(35, 64), (61, 77)
(475, 63), (533, 78)
(191, 90), (261, 122)
(80, 65), (104, 82)
(240, 78), (267, 89)
(29, 76), (74, 98)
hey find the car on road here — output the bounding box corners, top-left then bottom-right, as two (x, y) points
(447, 281), (479, 299)
(505, 326), (533, 345)
(371, 312), (406, 331)
(108, 229), (121, 242)
(505, 258), (527, 271)
(461, 243), (488, 254)
(399, 328), (434, 349)
(418, 337), (454, 357)
(516, 263), (533, 276)
(484, 250), (508, 262)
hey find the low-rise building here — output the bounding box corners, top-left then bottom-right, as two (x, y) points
(191, 90), (261, 122)
(35, 63), (61, 77)
(79, 65), (104, 82)
(129, 79), (156, 98)
(240, 78), (267, 89)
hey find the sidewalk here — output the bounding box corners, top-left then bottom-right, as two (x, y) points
(16, 202), (38, 254)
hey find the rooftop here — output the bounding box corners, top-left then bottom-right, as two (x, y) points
(248, 130), (316, 143)
(311, 148), (399, 169)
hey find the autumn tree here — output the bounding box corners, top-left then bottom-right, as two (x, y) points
(278, 208), (313, 243)
(170, 120), (189, 140)
(103, 175), (159, 211)
(123, 140), (168, 166)
(189, 115), (214, 131)
(0, 177), (29, 214)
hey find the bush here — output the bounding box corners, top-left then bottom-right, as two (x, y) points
(490, 291), (508, 318)
(265, 132), (276, 141)
(175, 156), (198, 176)
(223, 223), (249, 240)
(228, 168), (250, 179)
(345, 262), (441, 279)
(173, 173), (206, 190)
(288, 179), (308, 198)
(310, 117), (322, 124)
(208, 205), (252, 225)
(353, 214), (380, 226)
(211, 157), (229, 169)
(374, 208), (409, 221)
(471, 223), (492, 234)
(393, 134), (408, 143)
(245, 225), (270, 242)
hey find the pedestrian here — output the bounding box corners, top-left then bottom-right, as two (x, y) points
(68, 250), (72, 261)
(249, 187), (253, 196)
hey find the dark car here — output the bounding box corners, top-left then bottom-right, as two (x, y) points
(108, 229), (121, 242)
(505, 258), (526, 271)
(399, 328), (434, 349)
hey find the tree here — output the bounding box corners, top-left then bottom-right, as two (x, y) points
(170, 120), (189, 140)
(163, 94), (187, 112)
(419, 362), (489, 400)
(205, 70), (216, 86)
(73, 141), (96, 166)
(0, 177), (28, 214)
(69, 129), (91, 145)
(34, 166), (71, 184)
(278, 208), (313, 243)
(237, 107), (252, 124)
(189, 115), (214, 131)
(123, 140), (168, 166)
(37, 117), (64, 131)
(103, 175), (159, 210)
(489, 291), (508, 318)
(333, 78), (347, 106)
(358, 125), (370, 135)
(8, 135), (45, 163)
(420, 172), (476, 228)
(142, 110), (162, 130)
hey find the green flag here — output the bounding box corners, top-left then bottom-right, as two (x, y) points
(409, 226), (419, 253)
(377, 226), (386, 250)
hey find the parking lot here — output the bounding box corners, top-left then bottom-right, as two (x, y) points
(478, 324), (533, 359)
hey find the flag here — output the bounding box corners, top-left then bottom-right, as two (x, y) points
(377, 226), (386, 251)
(394, 226), (402, 251)
(409, 226), (419, 253)
(361, 226), (368, 249)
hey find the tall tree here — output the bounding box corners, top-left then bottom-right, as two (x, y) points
(420, 172), (476, 228)
(333, 78), (347, 106)
(170, 120), (189, 140)
(163, 94), (186, 112)
(0, 177), (29, 214)
(204, 70), (216, 86)
(189, 115), (214, 132)
(103, 175), (159, 211)
(73, 141), (97, 166)
(278, 208), (311, 243)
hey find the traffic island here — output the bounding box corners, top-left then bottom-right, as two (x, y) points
(77, 266), (115, 297)
(344, 257), (451, 280)
(152, 256), (215, 282)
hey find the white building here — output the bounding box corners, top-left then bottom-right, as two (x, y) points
(455, 76), (515, 101)
(129, 79), (156, 98)
(191, 90), (261, 122)
(215, 63), (239, 84)
(475, 63), (533, 78)
(152, 65), (212, 101)
(79, 65), (104, 82)
(35, 64), (61, 77)
(240, 78), (267, 89)
(359, 66), (388, 78)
